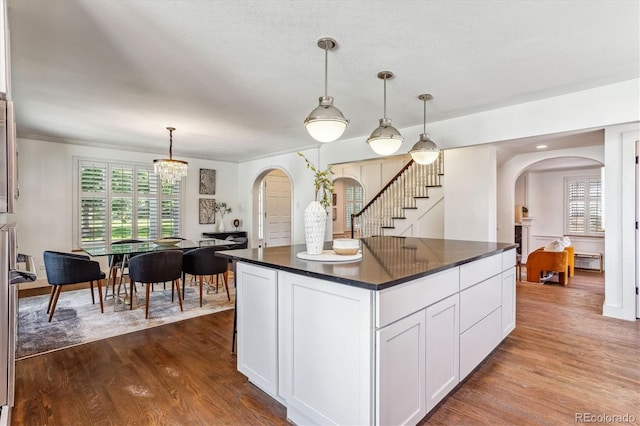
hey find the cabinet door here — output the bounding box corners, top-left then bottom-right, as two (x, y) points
(425, 293), (459, 412)
(376, 310), (426, 426)
(236, 262), (279, 397)
(280, 271), (373, 426)
(502, 267), (516, 337)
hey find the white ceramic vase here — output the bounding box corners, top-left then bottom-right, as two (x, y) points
(218, 219), (225, 232)
(304, 201), (327, 255)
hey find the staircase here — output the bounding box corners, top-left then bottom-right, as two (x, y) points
(351, 154), (444, 238)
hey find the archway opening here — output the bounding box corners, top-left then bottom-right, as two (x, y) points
(332, 177), (364, 239)
(251, 168), (292, 248)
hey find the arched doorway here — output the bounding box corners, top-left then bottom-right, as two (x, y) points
(513, 156), (604, 266)
(251, 168), (292, 248)
(332, 177), (364, 238)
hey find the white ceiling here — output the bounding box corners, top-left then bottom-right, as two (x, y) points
(7, 0), (640, 162)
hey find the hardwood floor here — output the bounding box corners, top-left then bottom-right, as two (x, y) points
(12, 270), (639, 425)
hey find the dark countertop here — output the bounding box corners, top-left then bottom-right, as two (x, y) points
(217, 236), (517, 290)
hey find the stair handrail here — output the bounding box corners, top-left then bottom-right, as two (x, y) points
(350, 159), (415, 237)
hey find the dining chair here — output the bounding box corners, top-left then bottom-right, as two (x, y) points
(128, 250), (183, 319)
(182, 246), (231, 307)
(43, 250), (106, 322)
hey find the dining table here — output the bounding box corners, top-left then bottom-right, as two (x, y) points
(83, 238), (241, 310)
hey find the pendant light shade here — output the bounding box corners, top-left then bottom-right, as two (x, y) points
(304, 37), (349, 143)
(153, 127), (188, 184)
(409, 94), (440, 165)
(367, 71), (403, 156)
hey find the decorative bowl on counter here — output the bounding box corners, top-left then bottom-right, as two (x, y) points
(332, 238), (360, 255)
(153, 238), (182, 247)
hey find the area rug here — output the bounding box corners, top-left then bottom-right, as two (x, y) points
(17, 280), (235, 359)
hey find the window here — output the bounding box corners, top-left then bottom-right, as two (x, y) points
(345, 182), (364, 230)
(76, 159), (183, 248)
(565, 175), (604, 236)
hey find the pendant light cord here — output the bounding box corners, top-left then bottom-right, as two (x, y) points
(168, 128), (174, 160)
(383, 75), (387, 119)
(324, 43), (329, 97)
(423, 98), (427, 134)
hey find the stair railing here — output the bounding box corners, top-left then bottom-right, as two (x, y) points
(350, 153), (443, 238)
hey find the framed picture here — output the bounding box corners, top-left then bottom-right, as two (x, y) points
(332, 193), (337, 206)
(332, 207), (337, 221)
(199, 198), (216, 224)
(199, 168), (216, 195)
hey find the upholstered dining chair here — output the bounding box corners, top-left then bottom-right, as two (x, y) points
(43, 250), (106, 322)
(128, 250), (183, 319)
(182, 246), (231, 306)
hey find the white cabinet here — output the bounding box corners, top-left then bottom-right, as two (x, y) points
(425, 293), (459, 412)
(234, 246), (515, 426)
(279, 271), (373, 426)
(376, 310), (426, 426)
(459, 307), (502, 379)
(236, 262), (279, 399)
(501, 268), (516, 337)
(376, 273), (460, 424)
(501, 249), (516, 337)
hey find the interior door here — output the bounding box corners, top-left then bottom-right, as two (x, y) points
(264, 170), (291, 247)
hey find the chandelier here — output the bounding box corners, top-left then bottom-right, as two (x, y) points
(153, 127), (188, 184)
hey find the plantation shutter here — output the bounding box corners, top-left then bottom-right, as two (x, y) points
(345, 184), (364, 230)
(567, 180), (585, 234)
(110, 165), (134, 241)
(588, 178), (603, 233)
(566, 176), (604, 236)
(137, 168), (159, 240)
(77, 159), (183, 248)
(160, 180), (181, 237)
(80, 162), (107, 245)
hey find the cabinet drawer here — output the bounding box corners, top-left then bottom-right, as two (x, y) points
(376, 267), (459, 328)
(459, 253), (502, 290)
(459, 307), (502, 380)
(502, 249), (516, 272)
(459, 274), (502, 333)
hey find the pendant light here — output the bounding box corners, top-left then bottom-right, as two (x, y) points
(409, 94), (440, 165)
(367, 71), (403, 156)
(304, 37), (349, 143)
(153, 127), (188, 184)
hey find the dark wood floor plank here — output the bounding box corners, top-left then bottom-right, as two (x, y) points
(12, 270), (640, 425)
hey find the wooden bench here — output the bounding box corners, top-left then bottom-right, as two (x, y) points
(574, 252), (603, 272)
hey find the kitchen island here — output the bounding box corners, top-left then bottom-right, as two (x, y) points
(217, 236), (517, 426)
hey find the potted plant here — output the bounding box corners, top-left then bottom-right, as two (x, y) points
(213, 200), (232, 232)
(522, 206), (528, 218)
(298, 152), (334, 254)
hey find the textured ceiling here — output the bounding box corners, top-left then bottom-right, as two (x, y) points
(7, 0), (640, 162)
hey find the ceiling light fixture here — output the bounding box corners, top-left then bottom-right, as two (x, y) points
(536, 144), (548, 149)
(367, 71), (403, 156)
(409, 94), (440, 165)
(153, 127), (188, 184)
(304, 37), (349, 143)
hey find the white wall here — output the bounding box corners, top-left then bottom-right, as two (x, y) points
(603, 125), (639, 320)
(444, 145), (497, 242)
(12, 137), (238, 278)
